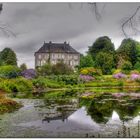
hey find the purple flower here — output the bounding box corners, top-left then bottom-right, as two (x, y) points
(113, 72), (126, 79)
(130, 74), (140, 80)
(79, 74), (94, 82)
(21, 69), (36, 79)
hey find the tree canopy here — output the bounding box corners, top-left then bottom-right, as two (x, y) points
(79, 54), (94, 68)
(0, 48), (17, 66)
(88, 36), (115, 60)
(116, 38), (140, 69)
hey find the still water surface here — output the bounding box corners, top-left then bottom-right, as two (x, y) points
(0, 96), (140, 138)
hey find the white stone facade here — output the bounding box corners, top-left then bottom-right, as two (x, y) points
(35, 52), (80, 69)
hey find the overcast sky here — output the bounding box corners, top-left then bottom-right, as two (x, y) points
(0, 3), (140, 68)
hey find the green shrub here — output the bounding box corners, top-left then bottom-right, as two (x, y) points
(47, 75), (79, 85)
(134, 62), (140, 71)
(0, 78), (33, 93)
(121, 61), (133, 74)
(130, 70), (140, 74)
(37, 61), (74, 76)
(0, 65), (21, 79)
(32, 77), (63, 89)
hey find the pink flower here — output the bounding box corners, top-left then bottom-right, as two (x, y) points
(79, 74), (94, 82)
(130, 74), (140, 80)
(113, 73), (126, 79)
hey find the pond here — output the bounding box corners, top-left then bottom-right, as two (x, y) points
(1, 91), (140, 138)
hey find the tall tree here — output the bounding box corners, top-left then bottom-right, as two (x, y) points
(0, 48), (17, 66)
(116, 38), (139, 68)
(88, 36), (115, 60)
(20, 63), (27, 71)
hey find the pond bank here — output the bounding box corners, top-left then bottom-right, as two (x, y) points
(0, 93), (22, 114)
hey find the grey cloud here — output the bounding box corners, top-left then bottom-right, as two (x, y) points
(0, 3), (139, 68)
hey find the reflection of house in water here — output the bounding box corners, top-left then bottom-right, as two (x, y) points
(34, 99), (79, 123)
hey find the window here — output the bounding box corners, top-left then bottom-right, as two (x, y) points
(62, 54), (64, 59)
(74, 55), (78, 59)
(45, 54), (48, 59)
(38, 54), (41, 59)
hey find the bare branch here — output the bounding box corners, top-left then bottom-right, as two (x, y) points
(0, 4), (16, 37)
(88, 2), (102, 21)
(122, 6), (140, 38)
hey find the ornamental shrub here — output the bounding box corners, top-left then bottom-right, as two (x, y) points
(113, 69), (122, 74)
(79, 74), (95, 82)
(21, 69), (36, 79)
(113, 72), (126, 79)
(80, 67), (102, 76)
(130, 73), (140, 81)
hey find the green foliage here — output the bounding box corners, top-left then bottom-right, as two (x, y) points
(52, 62), (73, 75)
(130, 70), (140, 74)
(121, 61), (133, 74)
(0, 65), (21, 79)
(95, 52), (114, 74)
(0, 78), (33, 93)
(116, 38), (140, 68)
(88, 36), (115, 60)
(80, 67), (102, 76)
(47, 75), (79, 85)
(37, 62), (73, 76)
(44, 90), (78, 99)
(32, 77), (63, 89)
(79, 54), (94, 68)
(0, 48), (17, 66)
(113, 69), (122, 74)
(134, 61), (140, 71)
(37, 63), (52, 76)
(20, 63), (27, 71)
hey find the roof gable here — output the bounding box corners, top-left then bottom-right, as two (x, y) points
(35, 41), (80, 54)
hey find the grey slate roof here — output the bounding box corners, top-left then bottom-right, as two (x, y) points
(35, 41), (80, 54)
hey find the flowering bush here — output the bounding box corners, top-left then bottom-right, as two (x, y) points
(113, 72), (126, 79)
(79, 74), (95, 82)
(80, 67), (102, 76)
(113, 69), (122, 74)
(80, 69), (89, 75)
(21, 69), (36, 79)
(130, 73), (140, 81)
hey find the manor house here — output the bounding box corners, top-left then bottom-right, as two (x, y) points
(34, 41), (80, 69)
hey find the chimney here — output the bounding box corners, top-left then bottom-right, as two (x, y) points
(49, 41), (52, 44)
